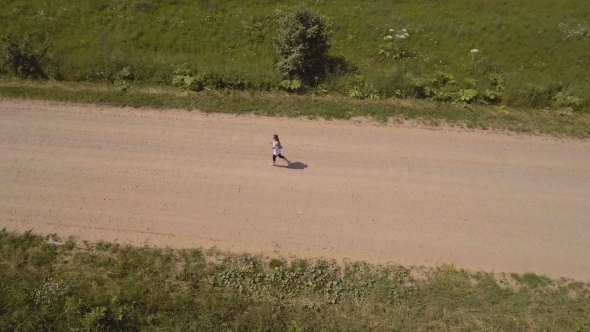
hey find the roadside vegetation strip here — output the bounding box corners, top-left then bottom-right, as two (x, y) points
(1, 0), (589, 112)
(2, 82), (590, 139)
(1, 230), (589, 331)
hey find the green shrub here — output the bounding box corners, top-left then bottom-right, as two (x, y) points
(405, 71), (457, 100)
(348, 85), (380, 100)
(378, 40), (416, 60)
(171, 65), (202, 91)
(433, 88), (455, 102)
(278, 79), (304, 92)
(458, 89), (478, 103)
(172, 65), (263, 92)
(488, 73), (505, 91)
(407, 75), (431, 99)
(431, 71), (457, 87)
(345, 75), (380, 100)
(0, 33), (46, 79)
(272, 4), (330, 83)
(483, 89), (501, 103)
(113, 67), (132, 92)
(553, 91), (582, 109)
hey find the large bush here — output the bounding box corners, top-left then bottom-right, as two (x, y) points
(272, 5), (330, 84)
(0, 33), (46, 79)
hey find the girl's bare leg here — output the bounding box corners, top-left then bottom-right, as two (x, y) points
(284, 157), (291, 165)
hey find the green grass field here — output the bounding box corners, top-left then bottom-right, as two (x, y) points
(1, 0), (589, 113)
(2, 230), (589, 331)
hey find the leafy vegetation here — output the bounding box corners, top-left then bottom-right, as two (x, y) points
(0, 33), (46, 79)
(273, 4), (331, 84)
(1, 230), (589, 331)
(1, 0), (589, 113)
(2, 81), (590, 138)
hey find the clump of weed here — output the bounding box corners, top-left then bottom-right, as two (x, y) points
(113, 67), (132, 92)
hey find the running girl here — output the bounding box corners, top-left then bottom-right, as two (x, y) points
(271, 134), (290, 166)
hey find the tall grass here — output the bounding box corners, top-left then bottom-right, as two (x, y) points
(1, 230), (589, 331)
(1, 0), (589, 111)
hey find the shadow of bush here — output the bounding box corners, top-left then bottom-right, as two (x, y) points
(325, 55), (358, 77)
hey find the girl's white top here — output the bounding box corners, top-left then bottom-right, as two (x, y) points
(273, 140), (282, 155)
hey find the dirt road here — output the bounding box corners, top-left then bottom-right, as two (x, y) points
(1, 99), (589, 280)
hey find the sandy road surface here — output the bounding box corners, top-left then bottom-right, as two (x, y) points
(1, 99), (589, 280)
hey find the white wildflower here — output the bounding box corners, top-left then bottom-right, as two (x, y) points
(389, 28), (395, 32)
(386, 35), (393, 39)
(402, 28), (407, 32)
(558, 22), (589, 40)
(34, 279), (69, 306)
(397, 34), (406, 39)
(470, 49), (480, 53)
(404, 32), (409, 36)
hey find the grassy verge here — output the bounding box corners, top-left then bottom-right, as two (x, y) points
(1, 230), (589, 331)
(2, 0), (590, 111)
(2, 81), (590, 138)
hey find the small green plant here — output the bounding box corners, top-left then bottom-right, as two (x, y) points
(431, 71), (457, 86)
(378, 40), (415, 60)
(113, 67), (132, 92)
(489, 73), (505, 91)
(482, 73), (505, 104)
(348, 87), (365, 99)
(286, 320), (305, 332)
(574, 319), (589, 332)
(378, 28), (415, 60)
(553, 91), (582, 108)
(348, 86), (380, 100)
(405, 71), (457, 100)
(278, 79), (303, 92)
(465, 78), (479, 89)
(171, 64), (203, 91)
(433, 88), (455, 102)
(407, 75), (431, 99)
(171, 65), (253, 92)
(483, 89), (501, 103)
(458, 89), (478, 103)
(347, 76), (380, 100)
